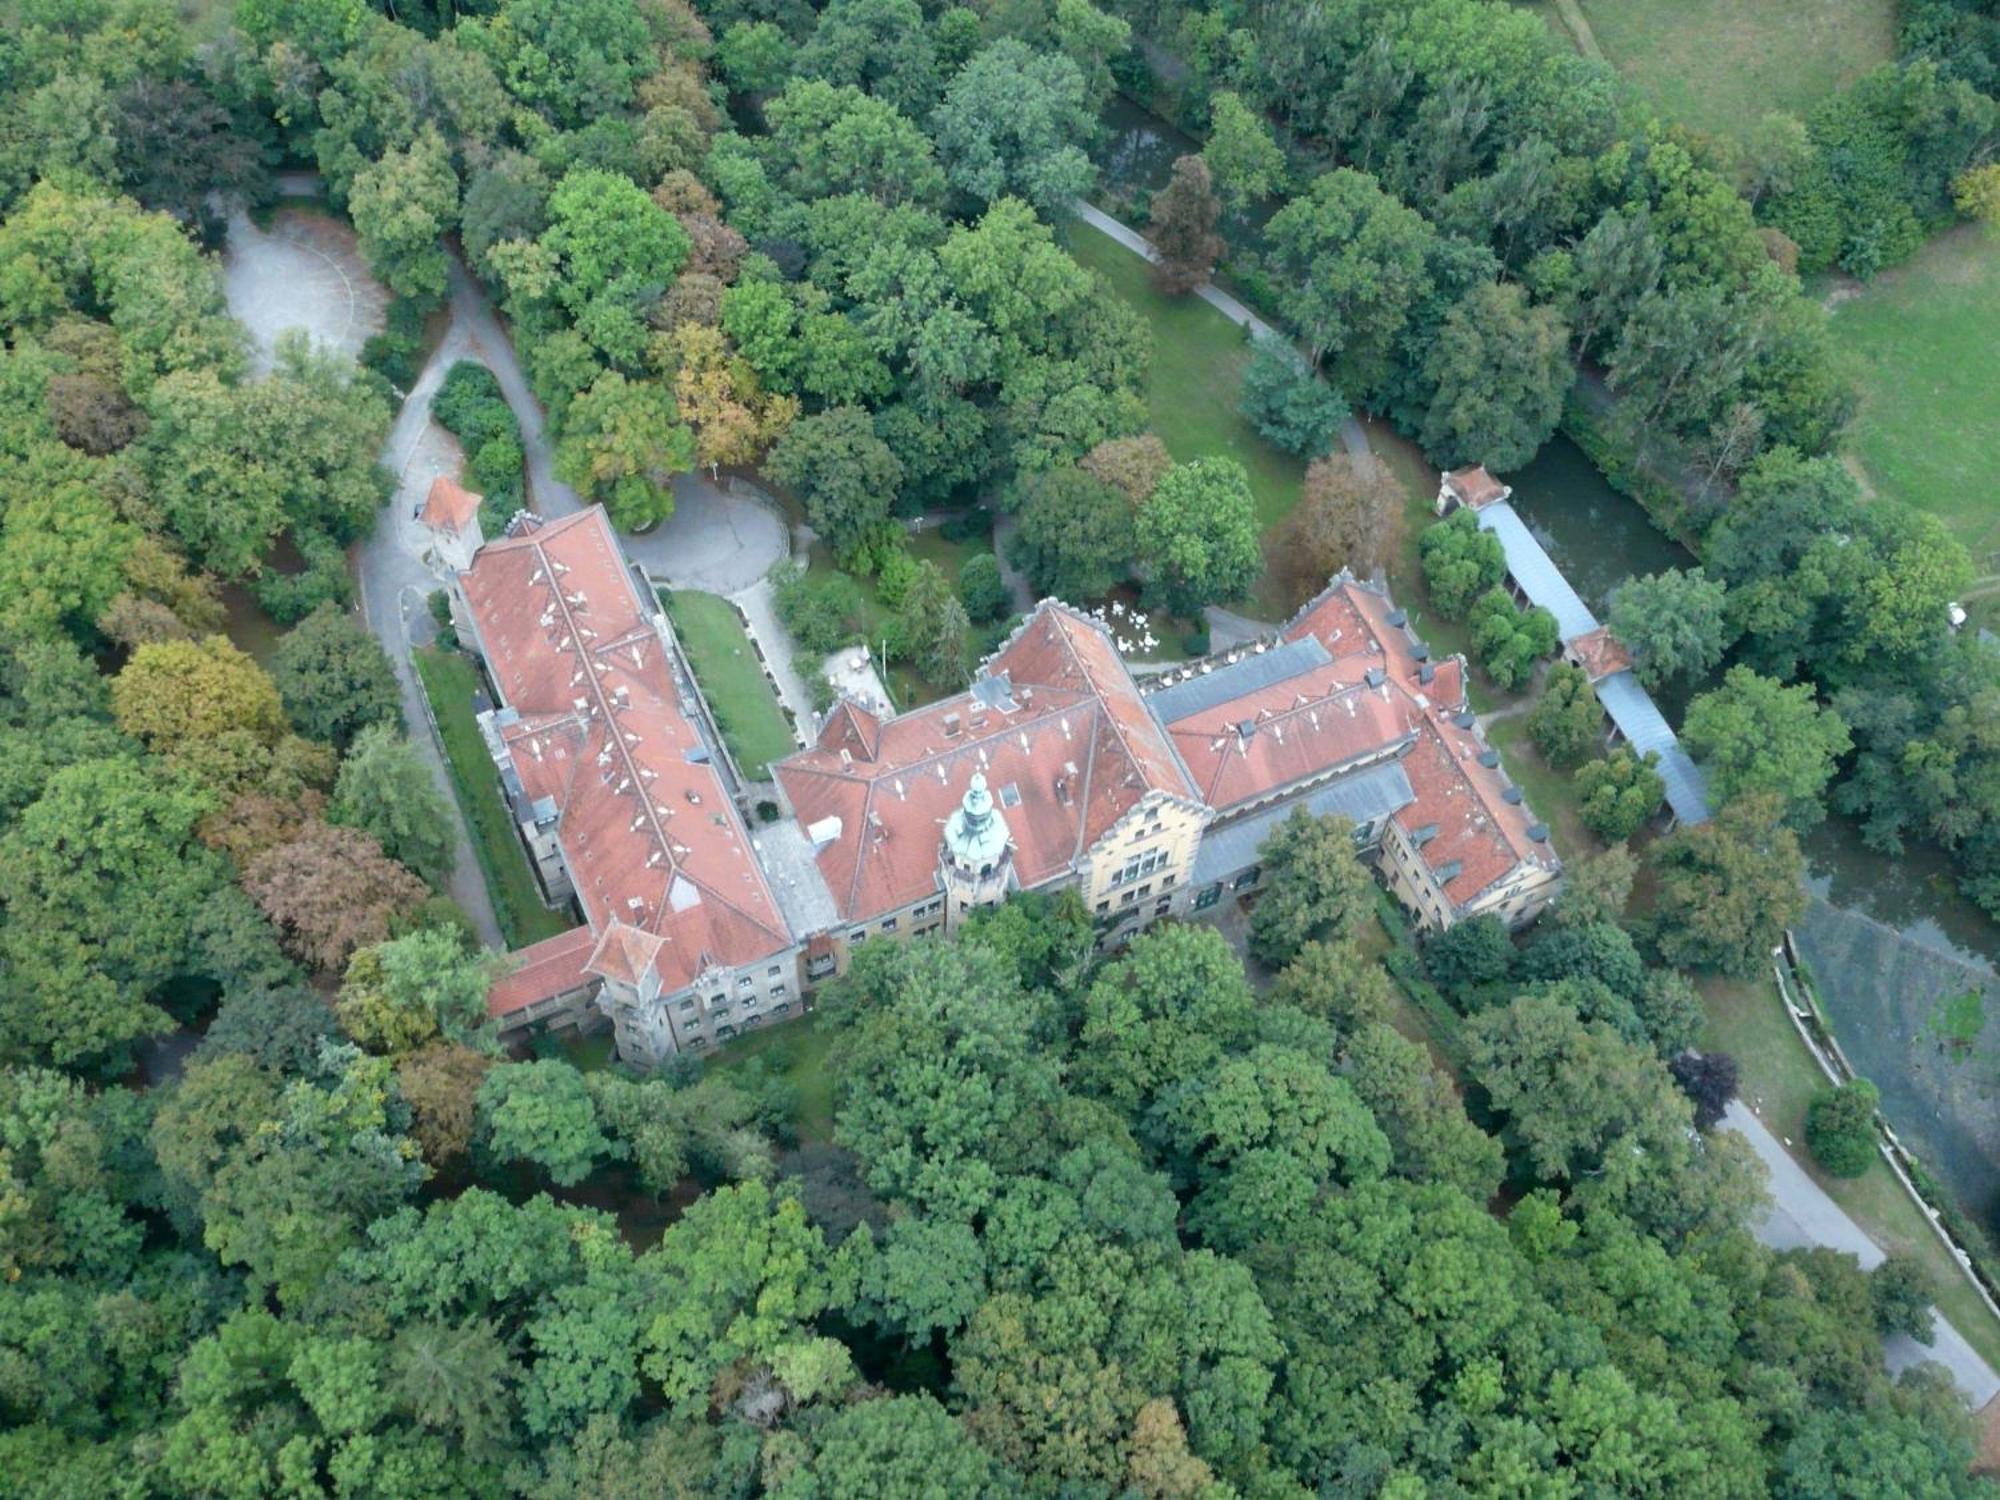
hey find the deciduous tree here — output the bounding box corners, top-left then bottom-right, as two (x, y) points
(1527, 662), (1602, 768)
(1650, 791), (1805, 975)
(1683, 665), (1851, 828)
(1417, 280), (1571, 471)
(1202, 91), (1286, 209)
(1010, 465), (1134, 602)
(477, 1060), (615, 1188)
(1135, 458), (1261, 616)
(764, 406), (901, 565)
(1607, 567), (1734, 690)
(245, 820), (429, 972)
(349, 125), (458, 304)
(1575, 747), (1666, 841)
(1147, 154), (1223, 294)
(1805, 1078), (1879, 1178)
(272, 605), (402, 750)
(329, 724), (457, 890)
(931, 41), (1095, 215)
(1417, 508), (1505, 618)
(1247, 809), (1375, 968)
(553, 372), (696, 532)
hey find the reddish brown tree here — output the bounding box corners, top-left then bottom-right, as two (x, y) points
(1273, 452), (1404, 601)
(1146, 155), (1224, 295)
(244, 820), (427, 972)
(397, 1041), (493, 1173)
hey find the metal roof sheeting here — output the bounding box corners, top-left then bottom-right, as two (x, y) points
(1594, 669), (1712, 826)
(1192, 760), (1415, 885)
(1474, 501), (1600, 644)
(1465, 494), (1712, 828)
(1146, 636), (1333, 724)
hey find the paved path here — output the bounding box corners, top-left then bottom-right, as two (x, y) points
(1068, 199), (1372, 466)
(731, 577), (818, 740)
(1727, 1101), (2000, 1403)
(356, 312), (505, 950)
(626, 474), (788, 593)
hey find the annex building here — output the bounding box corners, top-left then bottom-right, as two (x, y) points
(438, 502), (1561, 1066)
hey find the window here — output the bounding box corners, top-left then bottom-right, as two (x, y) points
(849, 929), (867, 944)
(678, 997), (697, 1011)
(770, 982), (788, 997)
(881, 916), (898, 932)
(1154, 898), (1171, 916)
(689, 1035), (710, 1050)
(1096, 899), (1109, 913)
(767, 965), (781, 977)
(1110, 848), (1168, 887)
(773, 1002), (792, 1017)
(708, 993), (725, 1007)
(737, 975), (753, 990)
(1137, 882), (1151, 898)
(1161, 873), (1175, 889)
(1120, 889), (1136, 905)
(1231, 866), (1261, 891)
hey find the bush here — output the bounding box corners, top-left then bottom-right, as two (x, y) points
(773, 564), (867, 655)
(1181, 623), (1210, 656)
(433, 361), (525, 522)
(1806, 1078), (1881, 1178)
(361, 295), (428, 390)
(1527, 663), (1602, 768)
(939, 507), (992, 543)
(874, 547), (919, 608)
(957, 553), (1009, 623)
(1423, 913), (1513, 1010)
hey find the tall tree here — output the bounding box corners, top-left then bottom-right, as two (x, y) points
(1010, 465), (1134, 602)
(1575, 747), (1666, 841)
(553, 372), (696, 532)
(1202, 91), (1286, 209)
(894, 559), (971, 688)
(328, 724), (457, 890)
(337, 927), (496, 1058)
(764, 407), (902, 565)
(477, 1060), (615, 1188)
(272, 605), (403, 750)
(1247, 810), (1375, 968)
(1147, 155), (1224, 294)
(1135, 459), (1261, 615)
(1417, 508), (1506, 618)
(930, 40), (1096, 215)
(1264, 168), (1436, 395)
(244, 820), (429, 972)
(1271, 452), (1401, 598)
(348, 125), (459, 305)
(1683, 666), (1851, 829)
(1607, 568), (1734, 690)
(1650, 791), (1806, 975)
(1416, 280), (1571, 471)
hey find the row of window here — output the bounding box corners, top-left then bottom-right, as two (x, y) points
(1110, 847), (1169, 887)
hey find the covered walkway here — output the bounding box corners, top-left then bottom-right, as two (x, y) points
(1446, 475), (1711, 826)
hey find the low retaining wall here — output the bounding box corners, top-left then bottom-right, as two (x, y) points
(1772, 934), (2000, 1323)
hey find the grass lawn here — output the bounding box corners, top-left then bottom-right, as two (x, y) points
(1067, 221), (1312, 617)
(1484, 716), (1605, 861)
(413, 647), (577, 948)
(1700, 975), (2000, 1372)
(706, 1010), (838, 1143)
(1835, 227), (2000, 581)
(663, 589), (798, 777)
(801, 529), (993, 709)
(1574, 0), (1895, 145)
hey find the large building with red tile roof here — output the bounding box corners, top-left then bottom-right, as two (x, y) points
(449, 506), (801, 1066)
(438, 501), (1559, 1068)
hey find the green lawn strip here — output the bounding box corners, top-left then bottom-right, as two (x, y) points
(662, 589), (797, 778)
(1835, 227), (2000, 568)
(1484, 716), (1605, 862)
(1699, 974), (2000, 1372)
(705, 1010), (838, 1144)
(1575, 0), (1894, 145)
(413, 647), (576, 948)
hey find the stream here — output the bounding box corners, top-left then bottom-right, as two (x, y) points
(1092, 89), (2000, 1237)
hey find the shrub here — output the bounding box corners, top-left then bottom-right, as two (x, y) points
(874, 548), (919, 608)
(772, 564), (867, 655)
(1575, 748), (1665, 841)
(939, 507), (993, 543)
(1181, 623), (1210, 656)
(957, 553), (1009, 623)
(1806, 1078), (1880, 1178)
(1527, 663), (1602, 768)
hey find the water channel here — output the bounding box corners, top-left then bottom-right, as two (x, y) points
(1092, 90), (2000, 1236)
